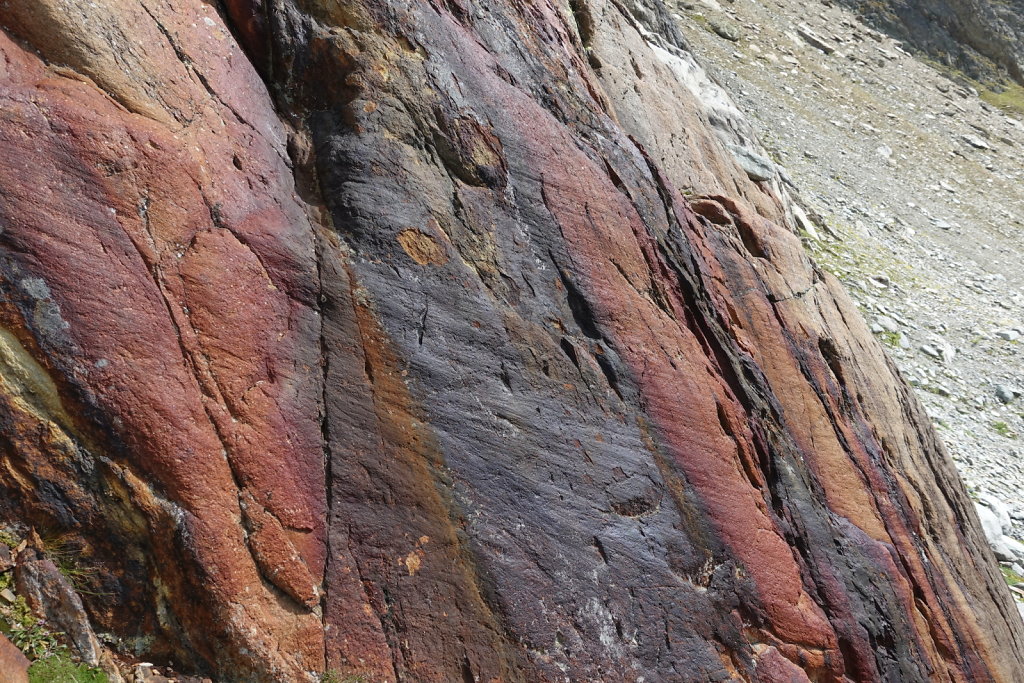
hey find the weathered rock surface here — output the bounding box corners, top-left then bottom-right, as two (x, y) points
(0, 633), (29, 683)
(0, 0), (1021, 681)
(836, 0), (1024, 83)
(14, 547), (103, 665)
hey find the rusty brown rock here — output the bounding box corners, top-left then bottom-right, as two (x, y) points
(0, 0), (1021, 681)
(0, 634), (28, 683)
(0, 0), (324, 677)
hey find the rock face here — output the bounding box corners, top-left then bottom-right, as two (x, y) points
(836, 0), (1024, 83)
(0, 0), (1021, 681)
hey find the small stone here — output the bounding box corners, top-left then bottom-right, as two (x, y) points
(995, 385), (1019, 404)
(133, 663), (176, 683)
(919, 344), (940, 359)
(796, 23), (836, 54)
(962, 134), (991, 150)
(938, 342), (956, 364)
(996, 329), (1021, 342)
(875, 315), (899, 333)
(0, 588), (16, 603)
(790, 203), (820, 239)
(710, 20), (742, 42)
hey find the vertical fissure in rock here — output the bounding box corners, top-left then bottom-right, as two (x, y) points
(314, 229), (333, 643)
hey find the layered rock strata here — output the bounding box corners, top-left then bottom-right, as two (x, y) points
(0, 0), (1021, 680)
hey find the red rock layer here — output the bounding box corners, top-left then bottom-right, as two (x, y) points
(0, 1), (324, 676)
(0, 0), (1020, 681)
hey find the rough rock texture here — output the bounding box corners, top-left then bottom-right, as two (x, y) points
(15, 547), (103, 665)
(835, 0), (1024, 83)
(0, 0), (1022, 681)
(0, 634), (29, 683)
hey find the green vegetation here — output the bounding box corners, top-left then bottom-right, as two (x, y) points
(0, 596), (61, 660)
(0, 532), (108, 682)
(921, 54), (1024, 116)
(991, 421), (1017, 439)
(979, 79), (1024, 116)
(0, 591), (107, 682)
(690, 13), (713, 33)
(806, 218), (924, 299)
(878, 331), (901, 348)
(28, 653), (108, 683)
(1001, 564), (1024, 586)
(321, 672), (368, 683)
(40, 535), (103, 596)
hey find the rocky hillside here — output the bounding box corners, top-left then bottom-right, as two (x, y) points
(835, 0), (1024, 85)
(0, 0), (1022, 681)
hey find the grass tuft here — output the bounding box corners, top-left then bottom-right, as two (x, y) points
(28, 652), (108, 683)
(979, 80), (1024, 116)
(0, 530), (20, 548)
(1001, 565), (1024, 586)
(992, 421), (1017, 439)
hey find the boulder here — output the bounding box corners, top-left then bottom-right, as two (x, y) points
(996, 385), (1018, 404)
(981, 494), (1014, 535)
(1002, 536), (1024, 563)
(14, 548), (102, 666)
(977, 502), (1005, 546)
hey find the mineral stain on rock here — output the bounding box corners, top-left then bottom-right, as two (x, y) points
(396, 229), (448, 267)
(0, 0), (1021, 681)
